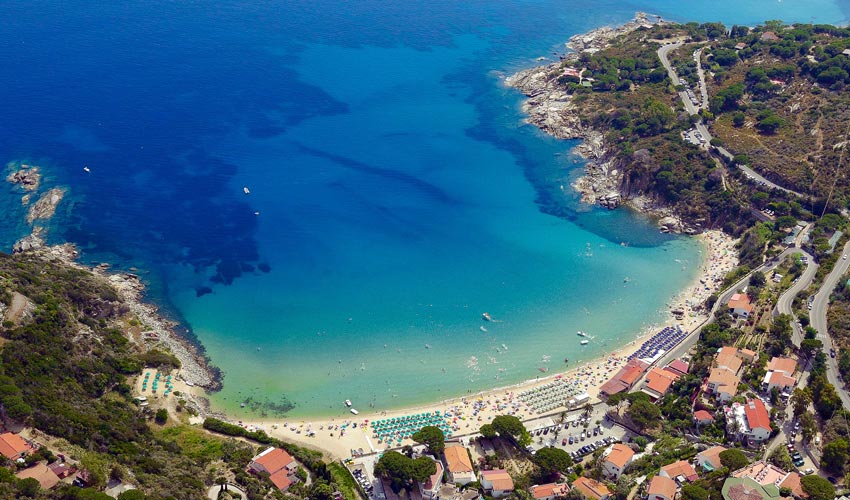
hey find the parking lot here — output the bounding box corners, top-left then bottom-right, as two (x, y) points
(525, 405), (632, 461)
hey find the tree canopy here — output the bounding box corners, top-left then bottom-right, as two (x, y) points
(412, 426), (445, 455)
(374, 451), (437, 492)
(800, 474), (836, 500)
(719, 449), (749, 471)
(533, 447), (574, 480)
(492, 415), (532, 446)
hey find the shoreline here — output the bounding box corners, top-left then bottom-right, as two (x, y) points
(504, 13), (697, 233)
(196, 229), (737, 459)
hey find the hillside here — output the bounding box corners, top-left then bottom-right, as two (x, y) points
(0, 249), (340, 499)
(509, 18), (850, 244)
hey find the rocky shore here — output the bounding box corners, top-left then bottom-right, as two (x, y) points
(506, 13), (693, 233)
(4, 162), (221, 394)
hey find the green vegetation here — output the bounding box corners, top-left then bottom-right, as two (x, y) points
(373, 451), (436, 493)
(491, 414), (532, 446)
(533, 447), (573, 481)
(800, 474), (836, 500)
(411, 425), (445, 455)
(718, 449), (749, 471)
(0, 251), (363, 499)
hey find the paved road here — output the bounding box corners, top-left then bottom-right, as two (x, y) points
(656, 42), (804, 198)
(657, 42), (700, 116)
(809, 240), (850, 409)
(693, 47), (709, 110)
(773, 249), (818, 345)
(632, 246), (806, 388)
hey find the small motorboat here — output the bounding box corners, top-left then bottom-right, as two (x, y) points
(243, 186), (251, 194)
(482, 312), (493, 321)
(580, 340), (589, 345)
(350, 408), (359, 415)
(577, 331), (588, 337)
(480, 326), (488, 333)
(345, 399), (352, 407)
(82, 166), (91, 173)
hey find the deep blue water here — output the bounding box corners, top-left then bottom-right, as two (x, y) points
(0, 0), (846, 417)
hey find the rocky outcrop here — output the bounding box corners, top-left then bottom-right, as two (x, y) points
(12, 227), (45, 254)
(506, 13), (702, 234)
(6, 164), (41, 192)
(26, 187), (64, 224)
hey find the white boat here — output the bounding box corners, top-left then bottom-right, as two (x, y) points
(243, 187), (251, 194)
(577, 331), (588, 337)
(482, 312), (493, 321)
(82, 166), (91, 173)
(580, 340), (589, 345)
(480, 326), (488, 333)
(344, 399), (352, 407)
(425, 343), (431, 349)
(350, 408), (359, 415)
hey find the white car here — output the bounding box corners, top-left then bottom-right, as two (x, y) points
(843, 254), (847, 260)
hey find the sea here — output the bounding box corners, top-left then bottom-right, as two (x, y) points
(0, 0), (846, 418)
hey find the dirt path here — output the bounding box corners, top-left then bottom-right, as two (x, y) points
(4, 292), (29, 325)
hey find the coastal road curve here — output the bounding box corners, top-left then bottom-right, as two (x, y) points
(809, 240), (850, 409)
(634, 246), (810, 388)
(773, 249), (817, 346)
(656, 41), (804, 198)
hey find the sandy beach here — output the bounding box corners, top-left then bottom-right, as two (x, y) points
(165, 229), (738, 459)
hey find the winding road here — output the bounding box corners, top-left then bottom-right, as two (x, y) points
(809, 240), (850, 409)
(656, 41), (804, 198)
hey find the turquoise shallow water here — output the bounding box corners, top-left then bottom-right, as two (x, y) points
(0, 0), (846, 418)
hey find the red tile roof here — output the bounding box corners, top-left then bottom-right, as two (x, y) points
(666, 359), (690, 376)
(16, 463), (60, 490)
(0, 433), (30, 460)
(531, 483), (570, 499)
(694, 410), (714, 422)
(661, 460), (698, 482)
(744, 399), (771, 431)
(644, 368), (680, 396)
(252, 447), (294, 475)
(605, 444), (635, 468)
(767, 357), (796, 375)
(572, 477), (611, 500)
(648, 475), (678, 499)
(481, 469), (514, 492)
(728, 294), (753, 313)
(269, 469), (292, 491)
(445, 445), (473, 473)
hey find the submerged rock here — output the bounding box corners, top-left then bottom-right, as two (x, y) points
(6, 164), (41, 192)
(27, 187), (65, 224)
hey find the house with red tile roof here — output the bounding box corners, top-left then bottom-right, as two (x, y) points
(444, 445), (476, 485)
(694, 410), (714, 426)
(572, 477), (611, 500)
(0, 432), (31, 460)
(696, 446), (727, 472)
(647, 475), (678, 500)
(420, 459), (444, 499)
(707, 367), (740, 402)
(660, 460), (699, 483)
(602, 444), (635, 479)
(641, 367), (680, 400)
(666, 359), (690, 377)
(16, 463), (60, 490)
(725, 400), (772, 446)
(481, 469), (515, 497)
(762, 357), (797, 393)
(530, 483), (570, 500)
(761, 32), (780, 42)
(248, 447), (298, 491)
(728, 294), (753, 318)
